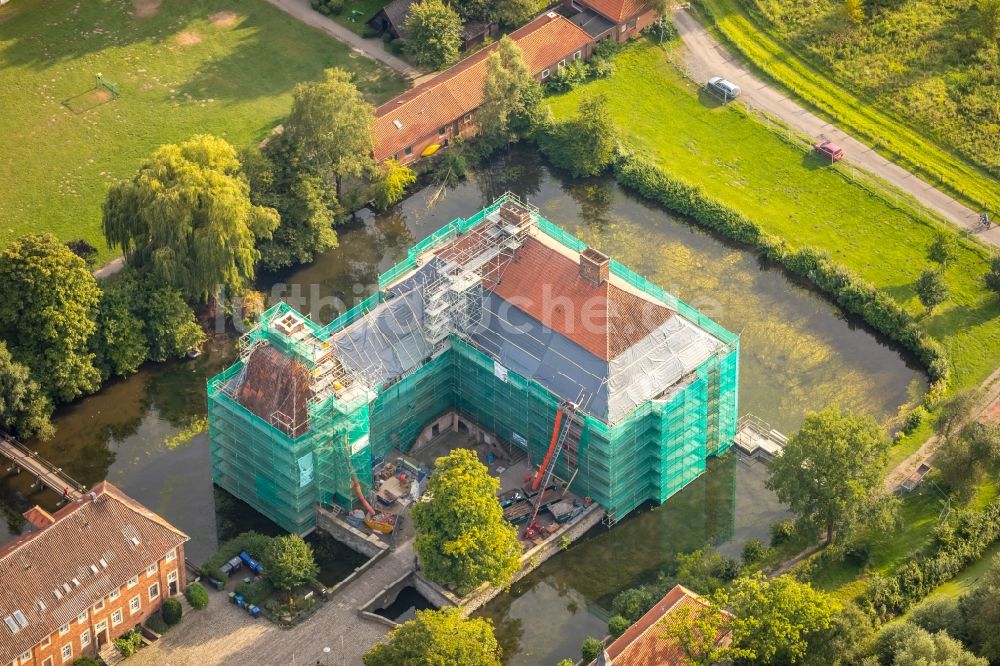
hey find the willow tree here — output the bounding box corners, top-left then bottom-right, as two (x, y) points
(411, 449), (520, 592)
(479, 37), (543, 152)
(0, 234), (102, 403)
(103, 134), (279, 303)
(279, 68), (375, 196)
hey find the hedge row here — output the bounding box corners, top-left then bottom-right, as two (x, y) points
(862, 499), (1000, 620)
(611, 151), (950, 398)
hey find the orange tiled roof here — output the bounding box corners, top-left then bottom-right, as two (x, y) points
(443, 235), (671, 361)
(372, 13), (592, 160)
(0, 482), (188, 665)
(595, 585), (733, 666)
(581, 0), (652, 22)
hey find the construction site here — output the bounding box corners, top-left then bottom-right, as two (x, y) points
(207, 193), (740, 537)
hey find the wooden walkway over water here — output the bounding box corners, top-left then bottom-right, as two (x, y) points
(0, 434), (85, 500)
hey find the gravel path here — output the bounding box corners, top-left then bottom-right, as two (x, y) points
(672, 8), (1000, 248)
(128, 539), (414, 666)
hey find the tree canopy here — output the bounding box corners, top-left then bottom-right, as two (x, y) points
(373, 159), (417, 211)
(536, 94), (618, 177)
(103, 134), (279, 302)
(960, 553), (1000, 662)
(411, 449), (520, 592)
(262, 534), (318, 597)
(659, 603), (752, 666)
(916, 268), (948, 313)
(280, 68), (375, 195)
(453, 0), (539, 24)
(404, 0), (462, 70)
(241, 146), (339, 270)
(363, 607), (501, 666)
(720, 574), (836, 665)
(479, 37), (543, 152)
(0, 341), (54, 441)
(766, 405), (895, 544)
(0, 234), (102, 403)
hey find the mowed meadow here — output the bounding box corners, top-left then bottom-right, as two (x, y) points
(0, 0), (405, 264)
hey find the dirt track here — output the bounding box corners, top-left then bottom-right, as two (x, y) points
(673, 9), (1000, 248)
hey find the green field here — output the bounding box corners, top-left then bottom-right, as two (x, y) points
(698, 0), (1000, 214)
(0, 0), (405, 265)
(548, 42), (1000, 403)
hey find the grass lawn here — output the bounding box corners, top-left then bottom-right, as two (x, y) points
(547, 41), (1000, 403)
(0, 0), (406, 265)
(325, 0), (391, 36)
(696, 0), (1000, 214)
(922, 541), (1000, 602)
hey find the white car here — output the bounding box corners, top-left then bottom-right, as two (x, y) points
(707, 77), (741, 101)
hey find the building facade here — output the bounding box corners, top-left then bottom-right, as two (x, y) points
(0, 483), (188, 666)
(565, 0), (659, 42)
(371, 12), (593, 165)
(209, 195), (738, 534)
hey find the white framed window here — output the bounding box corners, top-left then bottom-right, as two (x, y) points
(573, 50), (581, 60)
(541, 68), (550, 79)
(58, 624), (69, 635)
(167, 570), (178, 584)
(404, 146), (413, 156)
(148, 582), (160, 601)
(40, 635), (51, 648)
(130, 595), (141, 614)
(127, 576), (138, 589)
(558, 59), (566, 69)
(621, 23), (627, 31)
(463, 113), (472, 123)
(93, 600), (104, 612)
(165, 549), (176, 562)
(108, 589), (120, 601)
(76, 611), (87, 624)
(146, 563), (157, 577)
(80, 629), (90, 648)
(19, 651), (31, 665)
(95, 620), (107, 634)
(111, 609), (123, 627)
(60, 643), (72, 662)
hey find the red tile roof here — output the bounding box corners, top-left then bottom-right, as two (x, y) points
(440, 235), (671, 361)
(372, 13), (592, 160)
(581, 0), (652, 22)
(593, 585), (732, 666)
(0, 482), (188, 664)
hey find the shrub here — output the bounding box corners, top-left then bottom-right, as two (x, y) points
(386, 38), (406, 56)
(162, 597), (183, 625)
(186, 581), (209, 610)
(114, 630), (143, 658)
(844, 539), (874, 567)
(545, 60), (590, 93)
(910, 597), (964, 638)
(902, 406), (926, 434)
(311, 0), (343, 14)
(144, 611), (169, 635)
(742, 538), (769, 565)
(985, 255), (1000, 296)
(71, 658), (102, 666)
(235, 578), (274, 606)
(611, 586), (659, 622)
(581, 636), (604, 662)
(771, 519), (796, 546)
(643, 17), (678, 42)
(590, 58), (614, 79)
(362, 25), (381, 38)
(608, 614), (630, 638)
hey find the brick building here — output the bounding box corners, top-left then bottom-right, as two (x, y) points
(566, 0), (659, 42)
(0, 482), (188, 666)
(372, 12), (593, 164)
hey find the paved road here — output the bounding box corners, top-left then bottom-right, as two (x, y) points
(128, 539), (414, 666)
(265, 0), (424, 80)
(673, 9), (1000, 248)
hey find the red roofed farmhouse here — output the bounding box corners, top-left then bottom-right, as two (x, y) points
(372, 12), (593, 164)
(565, 0), (659, 42)
(0, 482), (188, 666)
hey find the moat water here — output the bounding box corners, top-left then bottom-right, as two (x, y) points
(0, 147), (926, 663)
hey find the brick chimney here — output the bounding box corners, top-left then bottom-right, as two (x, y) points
(22, 506), (56, 531)
(579, 247), (609, 286)
(498, 200), (532, 229)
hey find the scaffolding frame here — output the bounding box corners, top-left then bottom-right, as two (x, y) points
(207, 193), (740, 533)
